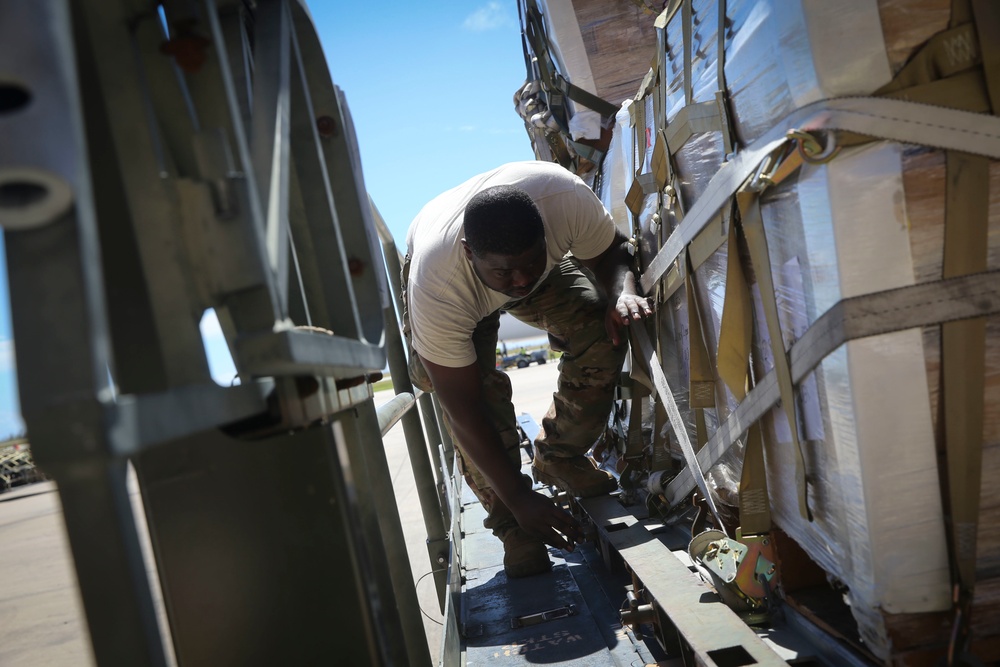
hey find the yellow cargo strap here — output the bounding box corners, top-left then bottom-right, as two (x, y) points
(717, 216), (752, 402)
(738, 421), (771, 537)
(638, 97), (1000, 297)
(866, 0), (998, 654)
(652, 129), (671, 192)
(686, 251), (716, 411)
(626, 99), (658, 219)
(876, 23), (985, 108)
(973, 0), (1000, 110)
(736, 189), (811, 522)
(662, 267), (1000, 508)
(685, 250), (715, 451)
(618, 360), (651, 477)
(942, 149), (990, 656)
(655, 0), (684, 30)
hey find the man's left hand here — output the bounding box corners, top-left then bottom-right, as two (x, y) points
(607, 293), (654, 346)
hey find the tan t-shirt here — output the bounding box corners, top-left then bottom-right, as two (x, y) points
(405, 161), (615, 368)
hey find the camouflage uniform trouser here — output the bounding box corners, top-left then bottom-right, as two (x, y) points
(401, 255), (627, 533)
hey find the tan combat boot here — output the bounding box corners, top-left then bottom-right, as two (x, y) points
(498, 525), (552, 578)
(532, 455), (617, 497)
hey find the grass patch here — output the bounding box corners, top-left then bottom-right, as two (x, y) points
(372, 377), (394, 393)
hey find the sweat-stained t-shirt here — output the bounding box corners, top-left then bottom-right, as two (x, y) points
(405, 161), (616, 368)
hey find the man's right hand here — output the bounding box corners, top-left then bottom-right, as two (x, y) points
(419, 355), (586, 551)
(507, 488), (585, 551)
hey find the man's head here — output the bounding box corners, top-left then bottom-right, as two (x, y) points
(461, 185), (547, 299)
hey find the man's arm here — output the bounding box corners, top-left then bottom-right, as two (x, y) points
(579, 229), (654, 345)
(419, 355), (584, 550)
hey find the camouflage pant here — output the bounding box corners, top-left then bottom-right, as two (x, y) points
(401, 255), (626, 530)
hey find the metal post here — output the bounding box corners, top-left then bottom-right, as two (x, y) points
(371, 201), (451, 610)
(417, 392), (450, 516)
(433, 396), (457, 474)
(346, 400), (434, 667)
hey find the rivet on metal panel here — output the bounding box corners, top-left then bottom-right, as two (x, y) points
(316, 115), (338, 137)
(0, 83), (31, 114)
(159, 20), (210, 74)
(0, 168), (73, 230)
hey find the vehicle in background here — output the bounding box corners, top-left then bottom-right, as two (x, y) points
(498, 348), (548, 369)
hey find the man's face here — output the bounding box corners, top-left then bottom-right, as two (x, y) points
(462, 237), (547, 299)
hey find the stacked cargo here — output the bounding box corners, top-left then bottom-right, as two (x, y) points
(517, 0), (1000, 663)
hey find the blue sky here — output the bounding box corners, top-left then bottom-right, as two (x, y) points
(0, 1), (536, 439)
(313, 1), (536, 244)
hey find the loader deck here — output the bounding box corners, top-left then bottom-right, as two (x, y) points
(445, 430), (877, 666)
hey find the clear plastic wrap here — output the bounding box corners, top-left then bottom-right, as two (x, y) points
(642, 0), (983, 658)
(598, 103), (635, 235)
(536, 0), (1000, 654)
(762, 145), (951, 644)
(723, 0), (891, 145)
(591, 2), (999, 656)
(690, 0), (722, 105)
(663, 14), (686, 120)
(677, 143), (956, 657)
(674, 132), (726, 209)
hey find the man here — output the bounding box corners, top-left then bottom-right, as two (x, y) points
(402, 161), (653, 577)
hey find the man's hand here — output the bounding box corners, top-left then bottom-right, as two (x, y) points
(607, 292), (654, 346)
(507, 488), (585, 551)
(580, 230), (656, 346)
(420, 356), (585, 551)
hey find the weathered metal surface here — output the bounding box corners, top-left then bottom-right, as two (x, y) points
(581, 494), (790, 667)
(460, 498), (617, 667)
(0, 0), (422, 664)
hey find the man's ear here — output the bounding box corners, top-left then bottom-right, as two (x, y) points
(460, 239), (474, 261)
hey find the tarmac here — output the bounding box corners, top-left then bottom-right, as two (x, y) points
(0, 360), (560, 666)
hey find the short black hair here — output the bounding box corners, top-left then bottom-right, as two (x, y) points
(463, 185), (545, 257)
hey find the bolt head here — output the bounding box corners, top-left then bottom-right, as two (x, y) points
(316, 115), (337, 137)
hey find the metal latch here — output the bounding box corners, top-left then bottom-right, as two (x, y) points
(510, 604), (577, 629)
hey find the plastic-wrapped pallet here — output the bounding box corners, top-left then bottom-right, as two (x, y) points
(515, 0), (657, 180)
(591, 0), (999, 662)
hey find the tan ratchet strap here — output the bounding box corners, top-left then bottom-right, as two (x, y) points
(686, 251), (716, 410)
(638, 97), (1000, 297)
(941, 150), (990, 650)
(716, 215), (752, 401)
(739, 421), (771, 537)
(737, 189), (811, 522)
(663, 268), (1000, 507)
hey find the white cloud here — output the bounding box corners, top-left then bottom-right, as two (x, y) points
(463, 2), (515, 31)
(0, 339), (13, 374)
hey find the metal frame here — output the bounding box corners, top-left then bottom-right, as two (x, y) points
(0, 1), (450, 664)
